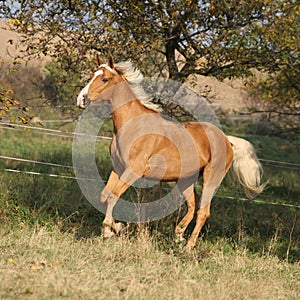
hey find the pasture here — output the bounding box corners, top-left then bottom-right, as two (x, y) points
(0, 120), (299, 299)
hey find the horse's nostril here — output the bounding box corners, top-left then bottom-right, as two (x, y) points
(83, 95), (90, 107)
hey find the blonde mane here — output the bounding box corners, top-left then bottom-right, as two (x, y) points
(114, 61), (162, 113)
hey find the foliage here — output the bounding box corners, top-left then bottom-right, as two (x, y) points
(0, 57), (29, 122)
(1, 0), (299, 130)
(0, 90), (29, 123)
(1, 0), (299, 81)
(42, 59), (82, 111)
(245, 64), (300, 134)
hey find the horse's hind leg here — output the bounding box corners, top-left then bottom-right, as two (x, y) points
(185, 167), (219, 250)
(185, 200), (211, 250)
(175, 182), (199, 243)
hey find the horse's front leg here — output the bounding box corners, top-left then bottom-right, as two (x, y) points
(100, 169), (138, 238)
(100, 188), (121, 238)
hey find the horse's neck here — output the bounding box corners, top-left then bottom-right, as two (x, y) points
(110, 82), (156, 132)
(112, 100), (156, 132)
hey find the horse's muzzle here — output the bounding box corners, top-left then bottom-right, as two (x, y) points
(77, 94), (90, 109)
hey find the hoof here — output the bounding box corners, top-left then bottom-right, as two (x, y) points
(174, 234), (185, 244)
(113, 222), (125, 235)
(185, 240), (196, 252)
(102, 226), (115, 239)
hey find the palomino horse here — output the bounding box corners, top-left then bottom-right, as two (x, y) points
(77, 55), (265, 250)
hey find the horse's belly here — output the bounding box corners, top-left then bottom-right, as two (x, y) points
(142, 149), (203, 181)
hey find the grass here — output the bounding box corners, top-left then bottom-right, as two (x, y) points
(0, 122), (300, 299)
(1, 225), (299, 300)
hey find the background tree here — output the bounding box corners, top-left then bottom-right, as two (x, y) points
(41, 60), (82, 115)
(1, 1), (298, 77)
(1, 0), (299, 119)
(246, 64), (300, 134)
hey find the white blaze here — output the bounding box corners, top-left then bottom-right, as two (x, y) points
(77, 69), (104, 108)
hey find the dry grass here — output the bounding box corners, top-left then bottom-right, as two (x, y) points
(1, 225), (299, 300)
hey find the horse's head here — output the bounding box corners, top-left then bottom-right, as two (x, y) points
(77, 54), (124, 108)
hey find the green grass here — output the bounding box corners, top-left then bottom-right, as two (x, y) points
(0, 123), (300, 299)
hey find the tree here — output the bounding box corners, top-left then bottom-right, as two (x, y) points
(1, 1), (298, 78)
(1, 0), (299, 122)
(245, 64), (300, 134)
(42, 59), (82, 114)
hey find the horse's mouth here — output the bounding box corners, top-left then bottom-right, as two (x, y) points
(77, 95), (90, 109)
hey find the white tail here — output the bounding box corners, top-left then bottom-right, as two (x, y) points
(227, 136), (267, 198)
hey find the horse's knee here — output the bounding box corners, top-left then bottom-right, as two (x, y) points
(203, 211), (211, 220)
(100, 187), (118, 204)
(197, 206), (210, 220)
(100, 188), (109, 203)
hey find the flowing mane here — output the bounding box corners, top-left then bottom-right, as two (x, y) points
(114, 61), (162, 112)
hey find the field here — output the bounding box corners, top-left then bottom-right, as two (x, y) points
(1, 225), (299, 299)
(0, 120), (299, 299)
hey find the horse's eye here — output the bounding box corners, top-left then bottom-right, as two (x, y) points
(102, 78), (109, 83)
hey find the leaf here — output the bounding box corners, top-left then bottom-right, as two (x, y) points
(30, 262), (46, 270)
(8, 18), (21, 25)
(31, 264), (44, 270)
(7, 258), (16, 264)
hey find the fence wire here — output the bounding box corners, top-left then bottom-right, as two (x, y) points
(1, 156), (299, 210)
(1, 121), (299, 209)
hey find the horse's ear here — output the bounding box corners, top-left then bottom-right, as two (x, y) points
(96, 54), (104, 66)
(108, 54), (114, 69)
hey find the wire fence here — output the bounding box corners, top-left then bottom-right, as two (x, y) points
(0, 121), (112, 141)
(1, 155), (299, 210)
(1, 121), (299, 169)
(1, 121), (300, 209)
